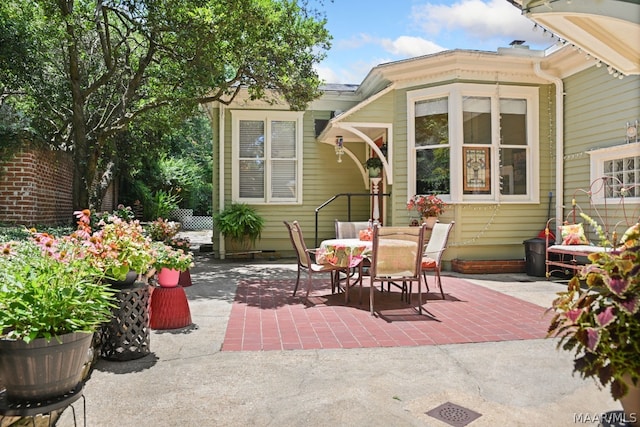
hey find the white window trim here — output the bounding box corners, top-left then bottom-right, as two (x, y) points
(407, 83), (539, 204)
(588, 142), (640, 204)
(231, 110), (304, 204)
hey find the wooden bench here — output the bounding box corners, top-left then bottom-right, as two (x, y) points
(545, 177), (639, 279)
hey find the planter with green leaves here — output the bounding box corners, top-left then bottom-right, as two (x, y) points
(547, 218), (639, 425)
(364, 157), (383, 178)
(73, 209), (155, 287)
(151, 242), (194, 287)
(0, 236), (115, 401)
(213, 203), (265, 253)
(71, 208), (155, 361)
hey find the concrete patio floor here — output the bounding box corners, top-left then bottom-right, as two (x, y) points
(54, 250), (624, 427)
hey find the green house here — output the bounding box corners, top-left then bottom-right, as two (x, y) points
(207, 0), (639, 269)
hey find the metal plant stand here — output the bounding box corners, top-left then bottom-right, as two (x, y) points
(0, 383), (85, 427)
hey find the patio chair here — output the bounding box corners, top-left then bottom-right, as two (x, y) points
(334, 219), (371, 286)
(420, 221), (455, 302)
(283, 221), (344, 299)
(369, 224), (428, 315)
(334, 220), (371, 239)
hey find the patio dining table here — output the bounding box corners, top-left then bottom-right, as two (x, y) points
(316, 238), (371, 303)
(316, 238), (416, 304)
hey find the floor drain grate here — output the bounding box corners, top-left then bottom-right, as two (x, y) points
(426, 402), (482, 427)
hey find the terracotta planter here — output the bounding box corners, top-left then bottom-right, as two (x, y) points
(422, 216), (439, 229)
(620, 374), (640, 427)
(0, 332), (93, 402)
(157, 268), (180, 287)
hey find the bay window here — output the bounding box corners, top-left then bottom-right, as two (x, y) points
(408, 83), (539, 203)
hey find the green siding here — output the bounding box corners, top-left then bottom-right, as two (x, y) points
(360, 82), (558, 262)
(562, 67), (640, 240)
(563, 67), (640, 194)
(210, 66), (637, 263)
(217, 108), (370, 255)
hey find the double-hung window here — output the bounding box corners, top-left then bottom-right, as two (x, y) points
(408, 83), (539, 203)
(231, 110), (303, 204)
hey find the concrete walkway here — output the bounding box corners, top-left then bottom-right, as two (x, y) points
(55, 252), (622, 427)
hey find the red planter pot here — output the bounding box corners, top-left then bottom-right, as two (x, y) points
(157, 268), (180, 287)
(178, 269), (192, 287)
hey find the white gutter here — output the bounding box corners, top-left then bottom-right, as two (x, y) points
(534, 62), (563, 241)
(218, 105), (226, 259)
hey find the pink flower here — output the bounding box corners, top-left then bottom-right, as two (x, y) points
(407, 194), (446, 217)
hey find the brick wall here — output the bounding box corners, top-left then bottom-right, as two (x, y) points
(451, 259), (526, 274)
(0, 149), (74, 225)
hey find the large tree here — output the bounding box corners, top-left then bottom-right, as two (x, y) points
(0, 0), (330, 209)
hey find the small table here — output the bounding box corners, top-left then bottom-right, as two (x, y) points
(316, 238), (371, 268)
(149, 286), (192, 330)
(317, 238), (419, 305)
(317, 239), (372, 303)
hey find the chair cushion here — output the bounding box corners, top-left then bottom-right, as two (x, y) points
(559, 223), (589, 245)
(358, 228), (373, 241)
(421, 257), (436, 269)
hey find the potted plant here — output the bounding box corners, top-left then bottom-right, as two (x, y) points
(151, 242), (194, 287)
(406, 194), (446, 228)
(71, 209), (156, 361)
(213, 203), (265, 253)
(146, 217), (181, 243)
(145, 218), (195, 283)
(364, 157), (383, 178)
(73, 209), (155, 286)
(0, 235), (115, 401)
(547, 218), (639, 425)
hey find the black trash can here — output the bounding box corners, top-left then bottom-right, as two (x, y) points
(523, 238), (548, 277)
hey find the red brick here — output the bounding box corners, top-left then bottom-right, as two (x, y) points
(452, 259), (526, 274)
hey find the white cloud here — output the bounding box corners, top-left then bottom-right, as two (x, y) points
(381, 36), (446, 57)
(335, 33), (375, 50)
(315, 64), (343, 84)
(316, 60), (378, 85)
(411, 0), (545, 45)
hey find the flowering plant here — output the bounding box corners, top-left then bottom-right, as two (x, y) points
(167, 236), (191, 251)
(151, 242), (193, 272)
(407, 194), (446, 217)
(0, 235), (115, 342)
(71, 209), (154, 282)
(546, 219), (639, 400)
(146, 218), (181, 242)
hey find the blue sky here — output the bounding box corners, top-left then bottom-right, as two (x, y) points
(314, 0), (556, 84)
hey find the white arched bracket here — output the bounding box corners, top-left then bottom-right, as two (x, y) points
(334, 123), (393, 185)
(318, 140), (370, 188)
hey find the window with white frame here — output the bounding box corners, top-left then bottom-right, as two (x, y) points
(231, 110), (303, 203)
(407, 83), (539, 203)
(589, 143), (640, 203)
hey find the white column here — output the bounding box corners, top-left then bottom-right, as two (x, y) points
(371, 177), (382, 224)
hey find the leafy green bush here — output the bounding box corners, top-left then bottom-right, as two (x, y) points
(0, 239), (115, 342)
(213, 203), (264, 245)
(150, 190), (181, 219)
